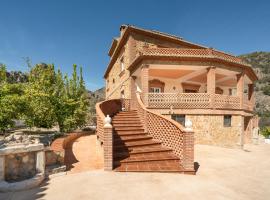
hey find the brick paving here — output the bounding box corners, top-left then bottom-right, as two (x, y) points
(65, 135), (104, 174)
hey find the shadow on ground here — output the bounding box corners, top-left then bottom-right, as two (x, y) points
(0, 178), (49, 200)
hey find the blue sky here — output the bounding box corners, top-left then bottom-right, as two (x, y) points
(0, 0), (269, 90)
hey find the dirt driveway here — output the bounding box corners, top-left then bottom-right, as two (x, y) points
(1, 144), (270, 200)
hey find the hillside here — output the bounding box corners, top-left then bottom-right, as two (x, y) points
(239, 52), (270, 126)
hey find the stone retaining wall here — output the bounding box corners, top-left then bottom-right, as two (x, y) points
(5, 152), (36, 182)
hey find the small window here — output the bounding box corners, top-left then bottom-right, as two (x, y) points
(120, 57), (124, 72)
(121, 90), (125, 98)
(113, 79), (115, 84)
(229, 89), (232, 96)
(150, 87), (161, 93)
(184, 89), (197, 93)
(172, 114), (185, 126)
(224, 115), (232, 127)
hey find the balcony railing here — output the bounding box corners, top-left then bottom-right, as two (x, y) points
(147, 93), (253, 111)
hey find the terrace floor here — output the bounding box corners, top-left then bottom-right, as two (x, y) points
(1, 143), (270, 200)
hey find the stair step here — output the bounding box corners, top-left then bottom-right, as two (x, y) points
(112, 120), (141, 124)
(114, 150), (176, 160)
(114, 132), (146, 136)
(114, 140), (161, 149)
(114, 127), (144, 131)
(113, 116), (140, 119)
(113, 124), (142, 128)
(113, 147), (173, 159)
(116, 112), (138, 116)
(115, 155), (179, 164)
(114, 161), (184, 172)
(114, 135), (152, 142)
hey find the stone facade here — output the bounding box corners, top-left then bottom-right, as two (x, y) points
(5, 152), (36, 182)
(187, 115), (242, 147)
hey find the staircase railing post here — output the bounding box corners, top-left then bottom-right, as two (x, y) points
(183, 119), (195, 173)
(103, 115), (113, 171)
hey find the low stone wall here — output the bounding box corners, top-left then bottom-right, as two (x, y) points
(0, 143), (45, 192)
(5, 152), (36, 182)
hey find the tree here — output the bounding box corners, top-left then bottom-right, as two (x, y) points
(24, 63), (89, 132)
(0, 65), (26, 132)
(23, 63), (56, 128)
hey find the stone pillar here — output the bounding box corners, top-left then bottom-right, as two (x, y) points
(237, 72), (245, 109)
(141, 65), (149, 107)
(103, 116), (113, 171)
(207, 67), (216, 108)
(239, 116), (245, 149)
(36, 151), (45, 174)
(0, 156), (5, 181)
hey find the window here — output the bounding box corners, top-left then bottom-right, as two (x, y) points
(224, 115), (232, 127)
(150, 87), (161, 93)
(184, 89), (197, 93)
(121, 90), (125, 98)
(112, 79), (115, 84)
(229, 89), (232, 96)
(120, 57), (124, 72)
(171, 114), (185, 126)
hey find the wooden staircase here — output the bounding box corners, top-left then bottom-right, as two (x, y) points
(112, 110), (184, 172)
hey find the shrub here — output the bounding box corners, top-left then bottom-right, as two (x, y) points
(260, 127), (270, 138)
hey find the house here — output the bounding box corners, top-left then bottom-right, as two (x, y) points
(96, 25), (258, 173)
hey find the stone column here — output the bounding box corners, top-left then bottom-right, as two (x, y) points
(36, 151), (45, 174)
(141, 65), (149, 107)
(103, 116), (113, 171)
(237, 72), (245, 109)
(207, 67), (216, 108)
(239, 116), (245, 149)
(0, 156), (5, 181)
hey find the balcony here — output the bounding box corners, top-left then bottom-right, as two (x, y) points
(146, 93), (253, 111)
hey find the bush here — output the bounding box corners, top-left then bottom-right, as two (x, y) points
(260, 127), (270, 138)
(262, 85), (270, 96)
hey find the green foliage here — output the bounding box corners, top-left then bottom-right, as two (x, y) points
(262, 85), (270, 96)
(0, 66), (26, 132)
(260, 127), (270, 138)
(23, 63), (89, 132)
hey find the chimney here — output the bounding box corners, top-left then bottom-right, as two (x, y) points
(120, 25), (127, 37)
